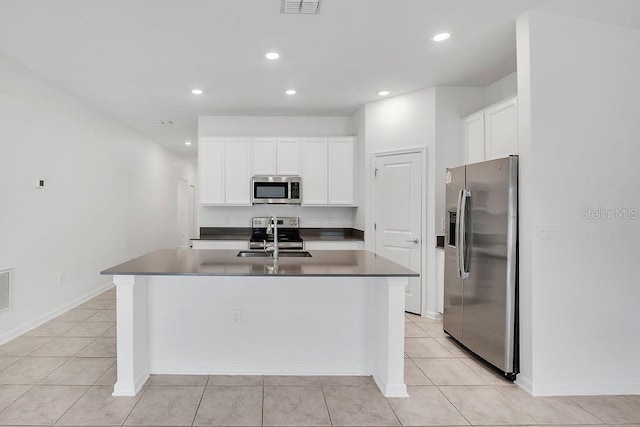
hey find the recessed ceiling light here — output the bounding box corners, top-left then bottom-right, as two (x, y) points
(285, 89), (297, 95)
(185, 141), (192, 146)
(191, 89), (203, 95)
(265, 52), (280, 60)
(432, 32), (451, 42)
(378, 90), (390, 96)
(156, 120), (173, 125)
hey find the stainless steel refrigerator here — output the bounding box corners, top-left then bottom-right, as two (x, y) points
(444, 155), (518, 379)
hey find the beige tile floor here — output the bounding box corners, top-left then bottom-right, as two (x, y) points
(0, 289), (639, 426)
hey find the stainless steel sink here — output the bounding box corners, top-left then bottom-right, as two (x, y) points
(236, 251), (312, 258)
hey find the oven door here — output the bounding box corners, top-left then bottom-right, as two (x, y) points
(252, 179), (289, 204)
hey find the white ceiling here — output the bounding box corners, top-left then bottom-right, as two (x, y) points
(0, 0), (639, 161)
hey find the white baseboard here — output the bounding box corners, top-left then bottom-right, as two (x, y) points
(113, 369), (149, 397)
(530, 381), (640, 397)
(0, 282), (114, 345)
(423, 310), (443, 320)
(373, 374), (409, 397)
(515, 374), (533, 394)
(149, 360), (373, 376)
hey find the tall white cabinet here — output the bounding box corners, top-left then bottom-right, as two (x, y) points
(463, 97), (518, 163)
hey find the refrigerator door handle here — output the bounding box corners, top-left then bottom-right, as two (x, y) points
(459, 189), (471, 279)
(455, 190), (464, 278)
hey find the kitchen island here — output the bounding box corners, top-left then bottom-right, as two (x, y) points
(101, 249), (418, 398)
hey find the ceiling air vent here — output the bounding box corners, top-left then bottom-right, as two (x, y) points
(281, 0), (322, 14)
(0, 269), (11, 312)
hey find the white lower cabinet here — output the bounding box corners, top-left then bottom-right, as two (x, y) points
(191, 240), (248, 250)
(305, 241), (364, 250)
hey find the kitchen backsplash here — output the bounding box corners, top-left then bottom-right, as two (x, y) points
(199, 206), (357, 228)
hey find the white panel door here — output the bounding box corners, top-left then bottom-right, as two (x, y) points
(485, 97), (518, 160)
(374, 152), (422, 314)
(328, 138), (354, 205)
(198, 138), (225, 205)
(224, 138), (252, 205)
(301, 138), (328, 205)
(253, 138), (277, 175)
(276, 138), (301, 175)
(464, 112), (485, 164)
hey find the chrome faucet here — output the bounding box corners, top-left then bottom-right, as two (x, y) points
(266, 214), (279, 259)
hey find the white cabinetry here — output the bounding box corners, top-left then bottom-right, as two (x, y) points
(301, 138), (328, 204)
(276, 138), (301, 175)
(252, 138), (277, 175)
(485, 98), (518, 160)
(328, 138), (354, 205)
(305, 241), (364, 250)
(199, 138), (225, 205)
(301, 137), (355, 206)
(463, 113), (485, 164)
(199, 136), (355, 207)
(199, 137), (251, 206)
(463, 97), (518, 163)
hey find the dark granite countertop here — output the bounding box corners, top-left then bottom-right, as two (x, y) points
(192, 227), (364, 242)
(101, 249), (418, 277)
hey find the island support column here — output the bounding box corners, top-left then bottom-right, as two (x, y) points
(112, 275), (150, 396)
(373, 276), (409, 397)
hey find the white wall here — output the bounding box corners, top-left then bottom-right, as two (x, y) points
(485, 72), (518, 106)
(516, 11), (640, 395)
(0, 54), (196, 342)
(197, 115), (358, 229)
(363, 88), (436, 316)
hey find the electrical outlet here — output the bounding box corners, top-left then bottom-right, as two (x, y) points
(231, 309), (242, 325)
(57, 271), (64, 284)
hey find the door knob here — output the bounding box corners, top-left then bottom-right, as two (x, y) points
(406, 239), (420, 244)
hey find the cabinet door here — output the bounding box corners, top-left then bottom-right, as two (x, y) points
(199, 138), (225, 205)
(328, 138), (354, 205)
(225, 138), (252, 205)
(192, 240), (248, 250)
(464, 112), (485, 164)
(301, 138), (328, 205)
(305, 241), (364, 250)
(253, 138), (276, 175)
(276, 138), (301, 175)
(485, 97), (518, 160)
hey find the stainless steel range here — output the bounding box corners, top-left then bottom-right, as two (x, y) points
(249, 217), (303, 250)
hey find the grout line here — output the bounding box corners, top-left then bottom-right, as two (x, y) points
(566, 396), (609, 425)
(51, 382), (93, 426)
(433, 382), (474, 426)
(122, 382), (150, 427)
(190, 375), (209, 426)
(319, 384), (334, 426)
(261, 376), (265, 426)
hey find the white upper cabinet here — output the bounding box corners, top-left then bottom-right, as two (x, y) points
(463, 97), (518, 163)
(199, 137), (251, 206)
(328, 138), (354, 205)
(301, 138), (328, 205)
(225, 138), (252, 205)
(301, 137), (355, 206)
(199, 136), (355, 207)
(199, 138), (225, 205)
(485, 97), (518, 160)
(463, 112), (485, 164)
(252, 138), (277, 175)
(276, 138), (301, 175)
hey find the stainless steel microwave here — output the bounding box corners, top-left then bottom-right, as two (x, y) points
(252, 176), (301, 204)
